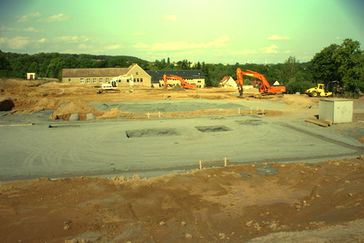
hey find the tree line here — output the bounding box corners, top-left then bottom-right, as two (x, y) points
(0, 52), (149, 79)
(1, 38), (363, 94)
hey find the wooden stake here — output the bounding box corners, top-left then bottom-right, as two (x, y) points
(199, 160), (202, 170)
(147, 112), (150, 119)
(158, 111), (161, 118)
(224, 157), (227, 167)
(305, 118), (330, 127)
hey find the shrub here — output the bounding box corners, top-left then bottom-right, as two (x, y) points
(286, 81), (315, 94)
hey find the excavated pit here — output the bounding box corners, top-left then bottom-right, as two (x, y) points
(125, 128), (179, 138)
(195, 125), (231, 133)
(236, 119), (267, 126)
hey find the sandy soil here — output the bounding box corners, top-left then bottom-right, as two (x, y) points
(0, 79), (317, 120)
(1, 157), (364, 242)
(1, 79), (364, 242)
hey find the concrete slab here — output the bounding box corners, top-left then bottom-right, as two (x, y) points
(0, 115), (362, 181)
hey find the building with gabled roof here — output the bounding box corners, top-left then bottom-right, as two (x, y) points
(147, 70), (205, 88)
(61, 64), (151, 87)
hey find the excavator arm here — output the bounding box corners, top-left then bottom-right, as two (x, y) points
(236, 68), (244, 96)
(162, 74), (196, 89)
(235, 68), (286, 95)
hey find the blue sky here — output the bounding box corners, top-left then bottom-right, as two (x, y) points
(0, 0), (363, 64)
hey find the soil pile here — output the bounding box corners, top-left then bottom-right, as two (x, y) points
(97, 108), (124, 119)
(50, 100), (102, 120)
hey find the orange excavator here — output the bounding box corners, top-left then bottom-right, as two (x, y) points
(162, 74), (196, 89)
(236, 68), (286, 96)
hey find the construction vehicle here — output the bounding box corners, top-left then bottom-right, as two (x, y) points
(235, 68), (286, 96)
(162, 74), (196, 89)
(305, 83), (335, 97)
(306, 80), (346, 97)
(97, 74), (133, 94)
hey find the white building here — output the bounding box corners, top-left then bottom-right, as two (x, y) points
(26, 73), (36, 80)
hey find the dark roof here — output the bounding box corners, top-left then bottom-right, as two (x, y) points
(146, 70), (205, 83)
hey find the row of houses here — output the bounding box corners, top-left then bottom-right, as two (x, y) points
(61, 64), (206, 88)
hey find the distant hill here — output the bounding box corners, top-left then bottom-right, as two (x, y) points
(0, 50), (150, 79)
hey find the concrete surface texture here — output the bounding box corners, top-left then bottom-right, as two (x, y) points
(0, 99), (362, 181)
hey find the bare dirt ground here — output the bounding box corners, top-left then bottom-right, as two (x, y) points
(1, 158), (364, 242)
(0, 79), (317, 120)
(1, 79), (364, 242)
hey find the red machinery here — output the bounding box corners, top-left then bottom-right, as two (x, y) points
(236, 68), (286, 96)
(162, 74), (196, 89)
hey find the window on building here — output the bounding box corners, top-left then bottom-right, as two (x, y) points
(93, 78), (96, 83)
(140, 78), (143, 82)
(137, 78), (140, 82)
(198, 80), (201, 83)
(68, 78), (71, 82)
(99, 78), (103, 82)
(136, 72), (139, 75)
(127, 79), (129, 83)
(86, 78), (90, 83)
(80, 78), (84, 83)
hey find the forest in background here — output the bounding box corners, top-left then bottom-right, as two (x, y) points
(0, 38), (363, 94)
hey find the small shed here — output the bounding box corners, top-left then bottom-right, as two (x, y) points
(219, 76), (237, 88)
(319, 99), (353, 123)
(27, 73), (36, 80)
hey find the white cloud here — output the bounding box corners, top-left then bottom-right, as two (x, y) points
(133, 35), (230, 51)
(78, 43), (93, 50)
(0, 25), (10, 32)
(133, 42), (149, 49)
(262, 44), (279, 54)
(38, 38), (47, 44)
(57, 35), (89, 42)
(47, 13), (69, 22)
(104, 44), (122, 50)
(0, 37), (6, 45)
(24, 27), (39, 33)
(17, 12), (41, 22)
(7, 36), (30, 49)
(163, 15), (177, 21)
(233, 49), (258, 55)
(267, 35), (290, 41)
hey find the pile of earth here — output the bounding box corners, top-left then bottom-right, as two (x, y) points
(50, 100), (103, 121)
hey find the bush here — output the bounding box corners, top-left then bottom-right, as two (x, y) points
(286, 81), (315, 94)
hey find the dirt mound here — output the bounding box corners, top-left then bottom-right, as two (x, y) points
(97, 108), (123, 119)
(50, 100), (102, 120)
(280, 94), (318, 109)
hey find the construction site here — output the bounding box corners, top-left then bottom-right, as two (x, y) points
(1, 77), (364, 242)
